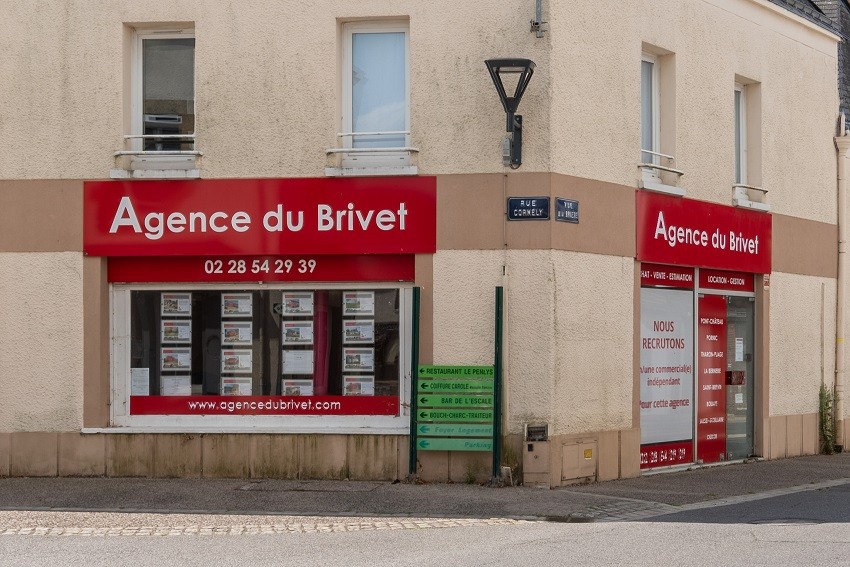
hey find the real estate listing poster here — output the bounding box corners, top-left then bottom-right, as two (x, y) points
(282, 292), (314, 317)
(282, 320), (314, 345)
(343, 375), (375, 396)
(222, 321), (253, 345)
(161, 292), (192, 317)
(342, 291), (375, 316)
(221, 349), (253, 374)
(161, 348), (191, 372)
(342, 347), (375, 372)
(221, 293), (253, 318)
(342, 319), (375, 344)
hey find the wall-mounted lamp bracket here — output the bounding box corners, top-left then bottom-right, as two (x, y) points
(485, 58), (535, 169)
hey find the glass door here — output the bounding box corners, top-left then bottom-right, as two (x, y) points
(726, 296), (754, 459)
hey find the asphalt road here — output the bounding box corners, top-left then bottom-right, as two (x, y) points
(1, 519), (849, 567)
(648, 482), (850, 524)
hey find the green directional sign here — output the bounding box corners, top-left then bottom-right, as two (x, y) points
(418, 365), (494, 379)
(418, 394), (493, 408)
(418, 409), (493, 423)
(417, 438), (493, 452)
(417, 380), (494, 393)
(418, 424), (493, 437)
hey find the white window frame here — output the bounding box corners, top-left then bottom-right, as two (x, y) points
(734, 84), (747, 185)
(107, 282), (413, 434)
(340, 21), (411, 168)
(640, 53), (660, 183)
(130, 28), (196, 155)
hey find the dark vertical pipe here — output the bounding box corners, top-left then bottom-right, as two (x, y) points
(409, 287), (421, 477)
(493, 286), (504, 479)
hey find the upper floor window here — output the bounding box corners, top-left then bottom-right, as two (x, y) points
(339, 21), (410, 167)
(134, 29), (195, 152)
(734, 84), (747, 185)
(640, 54), (659, 175)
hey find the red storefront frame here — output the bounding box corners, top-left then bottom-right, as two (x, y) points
(88, 178), (435, 420)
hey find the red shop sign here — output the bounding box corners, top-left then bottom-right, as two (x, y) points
(130, 395), (399, 416)
(699, 269), (754, 293)
(108, 255), (414, 283)
(640, 263), (694, 289)
(84, 177), (436, 257)
(636, 191), (771, 274)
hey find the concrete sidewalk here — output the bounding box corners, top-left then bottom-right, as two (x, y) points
(0, 453), (848, 522)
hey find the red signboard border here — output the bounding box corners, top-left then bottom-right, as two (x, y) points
(636, 190), (772, 274)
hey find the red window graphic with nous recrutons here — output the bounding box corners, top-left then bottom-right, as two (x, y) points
(697, 295), (727, 464)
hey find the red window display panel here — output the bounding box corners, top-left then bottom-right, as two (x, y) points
(108, 255), (414, 283)
(640, 263), (694, 289)
(84, 177), (436, 257)
(640, 440), (693, 469)
(637, 191), (771, 274)
(130, 395), (399, 416)
(699, 269), (754, 293)
(697, 295), (727, 464)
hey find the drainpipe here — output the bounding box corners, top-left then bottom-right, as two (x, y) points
(834, 132), (850, 450)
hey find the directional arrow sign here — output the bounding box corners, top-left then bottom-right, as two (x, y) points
(417, 438), (493, 452)
(417, 380), (494, 393)
(418, 409), (493, 423)
(418, 394), (493, 408)
(418, 365), (494, 379)
(418, 424), (494, 437)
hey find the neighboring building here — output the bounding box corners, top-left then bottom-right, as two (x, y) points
(0, 0), (846, 485)
(811, 0), (850, 118)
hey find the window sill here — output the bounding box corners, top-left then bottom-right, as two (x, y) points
(732, 197), (772, 213)
(733, 184), (771, 213)
(110, 168), (201, 179)
(638, 179), (685, 197)
(112, 152), (201, 179)
(325, 165), (418, 177)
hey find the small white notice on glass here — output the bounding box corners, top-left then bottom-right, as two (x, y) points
(735, 393), (744, 404)
(282, 350), (314, 375)
(161, 375), (191, 396)
(131, 368), (150, 396)
(735, 338), (744, 362)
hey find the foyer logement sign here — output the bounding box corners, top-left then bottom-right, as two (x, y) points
(84, 178), (436, 257)
(636, 191), (771, 274)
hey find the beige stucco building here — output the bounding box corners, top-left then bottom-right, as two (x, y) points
(0, 0), (847, 485)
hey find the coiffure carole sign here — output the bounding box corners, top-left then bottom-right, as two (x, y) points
(83, 178), (436, 257)
(636, 191), (771, 274)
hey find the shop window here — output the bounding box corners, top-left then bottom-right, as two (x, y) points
(113, 286), (408, 428)
(327, 20), (416, 173)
